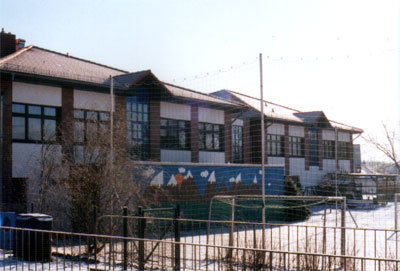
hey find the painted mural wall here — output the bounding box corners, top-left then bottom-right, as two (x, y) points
(138, 163), (285, 214)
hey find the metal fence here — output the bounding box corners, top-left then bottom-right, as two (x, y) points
(1, 215), (400, 270)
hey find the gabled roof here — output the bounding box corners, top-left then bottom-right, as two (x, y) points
(0, 46), (128, 85)
(161, 82), (244, 108)
(212, 89), (363, 133)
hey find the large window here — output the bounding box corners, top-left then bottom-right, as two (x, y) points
(73, 109), (110, 144)
(267, 134), (284, 156)
(232, 125), (243, 163)
(127, 96), (149, 159)
(199, 123), (224, 151)
(160, 118), (190, 150)
(323, 140), (336, 159)
(289, 136), (304, 157)
(338, 141), (351, 159)
(309, 128), (319, 166)
(12, 103), (59, 142)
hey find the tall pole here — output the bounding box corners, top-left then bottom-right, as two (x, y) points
(110, 76), (114, 167)
(259, 53), (266, 249)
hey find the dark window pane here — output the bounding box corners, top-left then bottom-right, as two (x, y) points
(43, 119), (56, 141)
(74, 121), (84, 143)
(28, 105), (41, 115)
(99, 112), (109, 121)
(86, 111), (98, 120)
(28, 118), (41, 140)
(86, 122), (97, 141)
(12, 104), (25, 114)
(206, 133), (213, 149)
(44, 107), (56, 116)
(74, 110), (84, 119)
(12, 117), (25, 139)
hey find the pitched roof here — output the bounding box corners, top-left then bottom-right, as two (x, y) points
(212, 89), (363, 133)
(0, 46), (127, 84)
(162, 82), (244, 108)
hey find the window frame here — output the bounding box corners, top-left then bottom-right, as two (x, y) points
(338, 141), (351, 159)
(126, 96), (150, 159)
(73, 109), (110, 145)
(289, 136), (304, 157)
(323, 140), (336, 159)
(232, 125), (243, 163)
(160, 118), (191, 150)
(198, 122), (224, 151)
(267, 134), (284, 157)
(12, 103), (59, 143)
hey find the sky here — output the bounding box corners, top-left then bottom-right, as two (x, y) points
(0, 0), (399, 161)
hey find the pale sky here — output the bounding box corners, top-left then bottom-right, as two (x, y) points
(1, 0), (399, 161)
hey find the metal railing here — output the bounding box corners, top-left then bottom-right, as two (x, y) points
(1, 218), (400, 270)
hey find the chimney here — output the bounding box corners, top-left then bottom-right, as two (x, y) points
(16, 39), (25, 51)
(0, 28), (17, 58)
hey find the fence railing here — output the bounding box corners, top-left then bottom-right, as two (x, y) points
(1, 218), (400, 270)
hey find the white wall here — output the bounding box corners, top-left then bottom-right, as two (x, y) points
(12, 143), (62, 178)
(338, 132), (351, 142)
(288, 126), (304, 137)
(160, 102), (191, 120)
(322, 130), (335, 141)
(13, 82), (61, 106)
(199, 151), (225, 163)
(267, 123), (285, 135)
(268, 156), (284, 165)
(198, 107), (224, 124)
(74, 89), (111, 111)
(161, 150), (191, 162)
(232, 119), (243, 126)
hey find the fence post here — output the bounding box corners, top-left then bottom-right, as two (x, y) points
(123, 206), (128, 270)
(174, 204), (181, 271)
(341, 197), (346, 266)
(93, 205), (97, 264)
(137, 206), (145, 271)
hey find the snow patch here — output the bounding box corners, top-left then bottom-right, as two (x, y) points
(168, 175), (177, 186)
(208, 171), (216, 183)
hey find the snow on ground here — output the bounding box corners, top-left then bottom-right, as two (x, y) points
(0, 203), (398, 270)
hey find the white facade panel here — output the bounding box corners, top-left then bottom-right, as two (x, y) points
(338, 132), (351, 142)
(338, 160), (351, 172)
(267, 124), (285, 135)
(288, 126), (304, 137)
(161, 150), (191, 163)
(74, 89), (111, 111)
(268, 156), (285, 165)
(12, 143), (62, 178)
(160, 102), (191, 121)
(322, 130), (335, 141)
(13, 82), (61, 106)
(199, 151), (225, 163)
(198, 107), (224, 124)
(232, 119), (243, 126)
(322, 159), (336, 171)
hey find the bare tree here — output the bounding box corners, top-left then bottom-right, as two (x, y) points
(28, 113), (147, 233)
(363, 123), (400, 173)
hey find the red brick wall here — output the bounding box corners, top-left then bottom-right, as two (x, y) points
(224, 111), (232, 163)
(61, 87), (74, 160)
(149, 99), (160, 161)
(243, 120), (251, 164)
(1, 75), (13, 210)
(190, 105), (199, 163)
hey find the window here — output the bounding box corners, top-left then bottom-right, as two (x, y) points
(232, 125), (243, 163)
(309, 128), (319, 166)
(289, 136), (304, 157)
(338, 141), (351, 159)
(12, 103), (59, 142)
(127, 96), (149, 159)
(323, 140), (336, 159)
(160, 118), (190, 150)
(73, 109), (110, 144)
(199, 123), (224, 151)
(267, 134), (284, 156)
